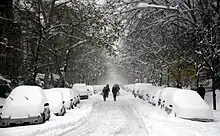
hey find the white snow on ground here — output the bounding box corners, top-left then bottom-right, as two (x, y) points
(1, 88), (220, 136)
(62, 92), (148, 136)
(128, 94), (220, 136)
(0, 99), (93, 136)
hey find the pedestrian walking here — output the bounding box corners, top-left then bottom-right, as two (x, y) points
(112, 84), (120, 101)
(106, 84), (110, 98)
(102, 84), (110, 101)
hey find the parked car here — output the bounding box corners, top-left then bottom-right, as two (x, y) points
(133, 83), (152, 100)
(87, 85), (94, 96)
(71, 87), (80, 106)
(72, 84), (89, 100)
(0, 97), (6, 116)
(0, 86), (50, 127)
(159, 87), (214, 122)
(50, 88), (73, 109)
(43, 90), (66, 116)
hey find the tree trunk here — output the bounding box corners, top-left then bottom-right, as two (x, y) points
(212, 71), (217, 110)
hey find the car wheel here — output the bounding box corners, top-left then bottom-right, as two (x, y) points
(71, 103), (74, 109)
(61, 106), (66, 116)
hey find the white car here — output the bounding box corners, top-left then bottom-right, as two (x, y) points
(71, 87), (80, 106)
(0, 86), (50, 127)
(0, 97), (6, 116)
(72, 84), (89, 100)
(87, 85), (94, 96)
(133, 83), (153, 99)
(44, 90), (66, 116)
(50, 88), (73, 109)
(160, 87), (213, 122)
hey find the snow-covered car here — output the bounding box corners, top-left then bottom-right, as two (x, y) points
(151, 88), (163, 106)
(134, 83), (153, 100)
(71, 87), (80, 106)
(87, 85), (94, 96)
(160, 87), (214, 122)
(50, 88), (73, 109)
(43, 90), (66, 116)
(0, 97), (6, 116)
(0, 86), (50, 127)
(73, 84), (89, 100)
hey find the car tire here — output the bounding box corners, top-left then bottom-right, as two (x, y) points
(61, 106), (66, 116)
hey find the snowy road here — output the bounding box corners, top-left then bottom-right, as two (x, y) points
(1, 89), (220, 136)
(62, 94), (148, 136)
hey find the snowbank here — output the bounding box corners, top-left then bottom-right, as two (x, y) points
(130, 97), (220, 136)
(1, 86), (47, 119)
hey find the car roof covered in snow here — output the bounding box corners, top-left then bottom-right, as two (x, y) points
(1, 85), (47, 118)
(44, 89), (63, 104)
(50, 88), (72, 100)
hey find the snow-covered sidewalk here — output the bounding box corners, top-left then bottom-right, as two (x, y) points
(0, 99), (93, 136)
(129, 95), (220, 136)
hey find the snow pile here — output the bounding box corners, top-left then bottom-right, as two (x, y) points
(130, 97), (220, 136)
(1, 86), (47, 119)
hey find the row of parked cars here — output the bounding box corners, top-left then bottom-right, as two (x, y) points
(125, 83), (214, 122)
(0, 83), (90, 127)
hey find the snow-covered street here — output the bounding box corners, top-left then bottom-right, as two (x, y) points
(1, 89), (220, 136)
(62, 92), (148, 136)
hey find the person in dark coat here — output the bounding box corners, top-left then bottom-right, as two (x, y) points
(102, 84), (110, 101)
(112, 84), (120, 101)
(106, 84), (110, 98)
(197, 84), (206, 100)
